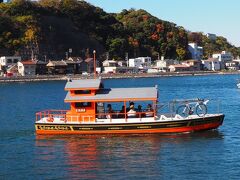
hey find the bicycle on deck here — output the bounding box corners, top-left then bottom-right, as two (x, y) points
(176, 98), (209, 117)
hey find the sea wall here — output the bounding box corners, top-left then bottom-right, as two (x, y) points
(0, 71), (238, 83)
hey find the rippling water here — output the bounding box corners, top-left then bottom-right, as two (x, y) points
(1, 75), (240, 179)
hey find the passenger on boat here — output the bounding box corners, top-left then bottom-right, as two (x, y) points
(127, 104), (136, 118)
(127, 102), (134, 112)
(106, 104), (114, 119)
(118, 106), (125, 118)
(145, 104), (154, 117)
(137, 105), (144, 117)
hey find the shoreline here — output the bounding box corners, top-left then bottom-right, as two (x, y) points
(0, 71), (239, 83)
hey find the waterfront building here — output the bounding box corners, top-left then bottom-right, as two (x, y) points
(46, 60), (67, 74)
(225, 61), (239, 71)
(188, 43), (203, 60)
(212, 51), (233, 69)
(117, 60), (127, 67)
(0, 56), (21, 67)
(36, 61), (48, 75)
(82, 58), (95, 74)
(212, 51), (232, 62)
(18, 60), (37, 76)
(182, 59), (202, 71)
(168, 64), (190, 72)
(102, 59), (117, 73)
(7, 64), (18, 76)
(155, 59), (178, 72)
(65, 59), (82, 74)
(129, 57), (151, 69)
(201, 58), (220, 71)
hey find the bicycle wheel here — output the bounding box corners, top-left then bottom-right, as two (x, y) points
(176, 105), (189, 117)
(196, 104), (207, 117)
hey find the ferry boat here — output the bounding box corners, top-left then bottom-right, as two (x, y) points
(35, 78), (224, 135)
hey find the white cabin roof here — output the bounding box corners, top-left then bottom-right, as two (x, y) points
(65, 79), (101, 90)
(65, 87), (158, 102)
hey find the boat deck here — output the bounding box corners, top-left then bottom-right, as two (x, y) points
(35, 114), (222, 125)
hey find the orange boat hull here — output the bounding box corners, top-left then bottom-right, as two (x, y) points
(35, 114), (224, 135)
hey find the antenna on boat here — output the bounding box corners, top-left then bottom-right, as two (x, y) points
(93, 50), (96, 79)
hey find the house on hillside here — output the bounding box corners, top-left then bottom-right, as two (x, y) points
(188, 43), (203, 60)
(46, 60), (67, 74)
(18, 60), (37, 76)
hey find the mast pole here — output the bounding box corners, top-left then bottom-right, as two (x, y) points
(93, 50), (96, 79)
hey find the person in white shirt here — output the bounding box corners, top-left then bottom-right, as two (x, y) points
(127, 104), (136, 118)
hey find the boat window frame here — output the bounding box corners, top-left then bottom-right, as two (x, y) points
(75, 102), (92, 108)
(74, 90), (91, 95)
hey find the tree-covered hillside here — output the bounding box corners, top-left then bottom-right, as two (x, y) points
(0, 0), (239, 61)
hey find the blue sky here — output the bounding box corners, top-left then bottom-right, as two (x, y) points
(86, 0), (240, 47)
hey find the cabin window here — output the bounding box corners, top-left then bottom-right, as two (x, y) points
(75, 102), (92, 108)
(74, 90), (91, 94)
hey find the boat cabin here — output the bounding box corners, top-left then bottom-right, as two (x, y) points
(64, 79), (158, 123)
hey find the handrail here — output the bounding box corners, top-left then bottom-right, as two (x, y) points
(170, 98), (205, 104)
(35, 109), (155, 123)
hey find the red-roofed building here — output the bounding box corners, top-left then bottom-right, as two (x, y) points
(18, 60), (37, 76)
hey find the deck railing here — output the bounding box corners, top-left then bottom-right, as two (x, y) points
(156, 98), (222, 119)
(35, 109), (155, 123)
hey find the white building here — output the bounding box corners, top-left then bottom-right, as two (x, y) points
(188, 43), (203, 60)
(201, 58), (221, 71)
(206, 33), (217, 41)
(212, 51), (232, 69)
(212, 51), (232, 62)
(102, 59), (117, 73)
(18, 60), (37, 76)
(155, 59), (178, 71)
(0, 56), (21, 67)
(129, 57), (151, 69)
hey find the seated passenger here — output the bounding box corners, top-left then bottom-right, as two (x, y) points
(127, 102), (134, 112)
(106, 104), (114, 119)
(145, 104), (154, 117)
(118, 106), (125, 118)
(137, 105), (145, 117)
(127, 104), (136, 118)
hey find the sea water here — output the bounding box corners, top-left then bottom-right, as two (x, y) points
(0, 74), (240, 179)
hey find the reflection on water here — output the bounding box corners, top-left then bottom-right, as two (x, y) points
(34, 130), (223, 179)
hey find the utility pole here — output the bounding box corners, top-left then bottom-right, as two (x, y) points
(93, 50), (96, 79)
(125, 52), (128, 67)
(106, 52), (109, 60)
(69, 48), (72, 58)
(65, 52), (68, 60)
